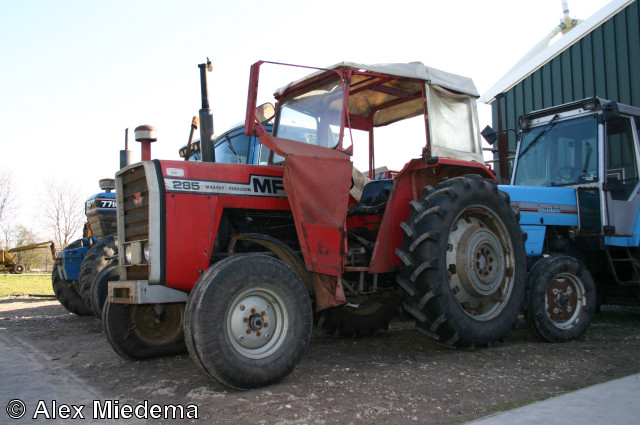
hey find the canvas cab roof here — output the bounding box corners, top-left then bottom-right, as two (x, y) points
(275, 61), (479, 99)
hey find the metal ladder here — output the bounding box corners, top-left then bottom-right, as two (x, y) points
(605, 246), (640, 285)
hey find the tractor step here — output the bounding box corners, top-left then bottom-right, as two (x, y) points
(605, 246), (640, 285)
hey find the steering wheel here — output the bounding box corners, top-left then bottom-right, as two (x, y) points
(556, 166), (582, 181)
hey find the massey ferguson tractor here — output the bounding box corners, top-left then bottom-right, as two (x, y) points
(104, 60), (526, 389)
(487, 98), (640, 343)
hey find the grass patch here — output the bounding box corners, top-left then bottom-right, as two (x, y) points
(0, 274), (54, 297)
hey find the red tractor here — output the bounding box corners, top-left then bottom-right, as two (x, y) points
(104, 60), (526, 389)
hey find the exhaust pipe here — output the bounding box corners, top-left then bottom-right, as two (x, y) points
(198, 58), (215, 163)
(120, 128), (134, 169)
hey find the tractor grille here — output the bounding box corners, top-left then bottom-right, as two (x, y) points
(120, 164), (150, 280)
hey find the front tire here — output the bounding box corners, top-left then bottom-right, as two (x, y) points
(103, 301), (187, 360)
(185, 255), (312, 389)
(397, 175), (526, 348)
(524, 255), (596, 342)
(13, 264), (25, 274)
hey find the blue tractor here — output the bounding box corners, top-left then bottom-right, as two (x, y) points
(52, 178), (117, 315)
(179, 121), (273, 164)
(486, 98), (640, 342)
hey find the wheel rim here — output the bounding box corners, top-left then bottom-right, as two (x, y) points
(446, 204), (516, 321)
(545, 272), (586, 329)
(227, 288), (288, 360)
(131, 304), (184, 345)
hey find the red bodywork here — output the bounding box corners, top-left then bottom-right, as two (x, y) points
(160, 160), (289, 291)
(159, 153), (493, 310)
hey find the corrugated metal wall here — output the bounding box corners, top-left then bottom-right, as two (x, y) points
(491, 0), (640, 179)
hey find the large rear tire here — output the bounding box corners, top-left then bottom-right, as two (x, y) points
(102, 301), (187, 360)
(78, 235), (117, 312)
(185, 255), (312, 389)
(52, 260), (93, 316)
(397, 175), (526, 348)
(524, 255), (596, 342)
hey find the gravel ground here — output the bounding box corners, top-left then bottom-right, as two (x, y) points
(1, 295), (639, 425)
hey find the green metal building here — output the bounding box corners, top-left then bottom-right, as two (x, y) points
(481, 0), (639, 181)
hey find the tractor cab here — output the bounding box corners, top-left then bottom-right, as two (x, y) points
(244, 61), (492, 277)
(509, 98), (640, 244)
(246, 61), (486, 176)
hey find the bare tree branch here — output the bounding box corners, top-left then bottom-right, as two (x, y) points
(39, 181), (85, 249)
(0, 170), (16, 222)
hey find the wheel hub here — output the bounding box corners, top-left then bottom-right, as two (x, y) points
(248, 312), (267, 330)
(457, 224), (505, 297)
(546, 276), (580, 323)
(228, 289), (287, 359)
(131, 304), (184, 346)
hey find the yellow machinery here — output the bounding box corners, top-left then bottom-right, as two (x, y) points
(0, 241), (56, 274)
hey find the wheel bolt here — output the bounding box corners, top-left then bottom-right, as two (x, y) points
(246, 329), (251, 334)
(240, 305), (245, 311)
(251, 308), (256, 314)
(256, 331), (262, 337)
(261, 311), (266, 316)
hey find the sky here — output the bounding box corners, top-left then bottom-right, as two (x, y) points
(0, 0), (608, 238)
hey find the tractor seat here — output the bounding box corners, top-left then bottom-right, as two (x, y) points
(348, 179), (394, 215)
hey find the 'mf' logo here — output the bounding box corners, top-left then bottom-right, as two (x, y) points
(252, 176), (285, 196)
(164, 175), (286, 198)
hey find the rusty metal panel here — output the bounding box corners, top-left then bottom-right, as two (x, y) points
(258, 135), (352, 310)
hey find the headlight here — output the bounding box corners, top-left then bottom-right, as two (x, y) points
(143, 243), (151, 263)
(124, 245), (132, 264)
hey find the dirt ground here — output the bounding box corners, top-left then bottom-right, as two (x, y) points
(1, 295), (639, 425)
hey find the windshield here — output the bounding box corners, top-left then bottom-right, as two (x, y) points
(275, 78), (343, 149)
(514, 115), (599, 186)
(215, 133), (251, 164)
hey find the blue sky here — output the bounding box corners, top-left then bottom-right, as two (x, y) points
(0, 0), (606, 237)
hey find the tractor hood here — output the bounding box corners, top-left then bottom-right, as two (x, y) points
(499, 185), (579, 257)
(499, 185), (578, 227)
